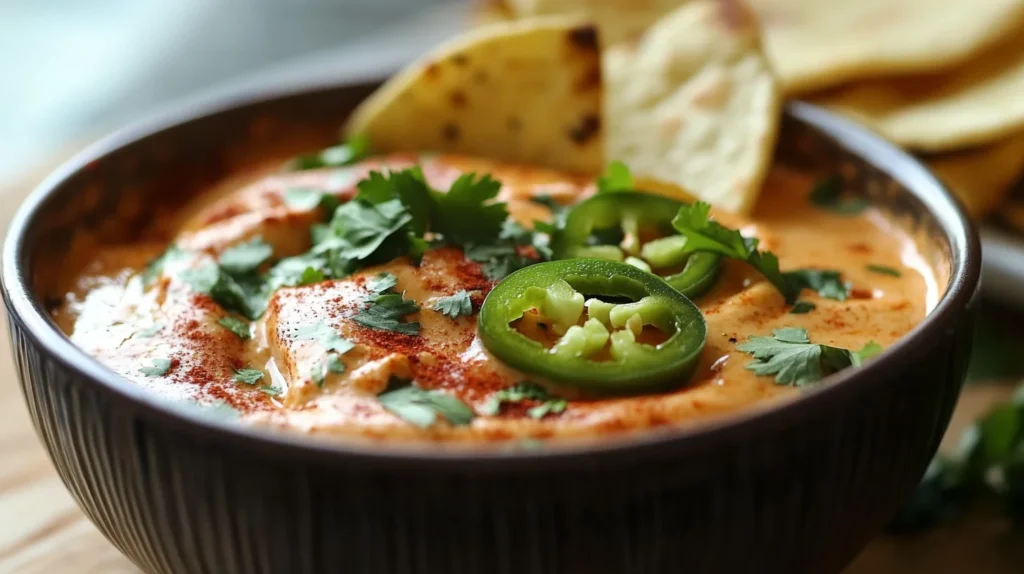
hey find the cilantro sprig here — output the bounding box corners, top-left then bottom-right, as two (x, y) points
(737, 327), (881, 386)
(481, 381), (567, 419)
(294, 321), (355, 386)
(287, 135), (369, 171)
(352, 273), (420, 335)
(809, 175), (867, 215)
(433, 290), (474, 319)
(596, 160), (634, 193)
(672, 202), (797, 303)
(378, 380), (475, 428)
(139, 358), (172, 378)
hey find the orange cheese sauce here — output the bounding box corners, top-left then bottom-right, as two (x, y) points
(54, 155), (934, 443)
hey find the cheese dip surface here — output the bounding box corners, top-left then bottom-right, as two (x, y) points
(54, 154), (934, 443)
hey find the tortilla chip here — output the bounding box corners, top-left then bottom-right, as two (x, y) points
(504, 0), (683, 45)
(815, 32), (1024, 152)
(926, 133), (1024, 218)
(747, 0), (1024, 95)
(604, 0), (781, 215)
(345, 17), (603, 174)
(471, 0), (515, 26)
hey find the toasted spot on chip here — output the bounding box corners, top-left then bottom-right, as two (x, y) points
(604, 0), (781, 215)
(345, 16), (603, 174)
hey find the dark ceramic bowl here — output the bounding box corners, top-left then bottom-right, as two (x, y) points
(2, 68), (980, 574)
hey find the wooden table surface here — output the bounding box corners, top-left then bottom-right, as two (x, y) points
(1, 166), (1022, 574)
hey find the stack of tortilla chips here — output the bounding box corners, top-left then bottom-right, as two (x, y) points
(475, 0), (1024, 222)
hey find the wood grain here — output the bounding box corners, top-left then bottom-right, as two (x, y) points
(0, 167), (1020, 574)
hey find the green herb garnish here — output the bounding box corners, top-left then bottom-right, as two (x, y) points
(596, 160), (633, 193)
(142, 245), (186, 286)
(433, 290), (474, 319)
(737, 327), (881, 386)
(259, 385), (282, 397)
(790, 301), (816, 314)
(287, 135), (369, 171)
(672, 201), (797, 303)
(218, 237), (273, 275)
(218, 316), (251, 340)
(481, 381), (567, 419)
(867, 264), (902, 277)
(809, 175), (868, 215)
(233, 368), (264, 385)
(139, 358), (172, 377)
(464, 243), (532, 281)
(284, 188), (341, 215)
(378, 381), (475, 428)
(294, 321), (355, 354)
(784, 269), (849, 301)
(353, 292), (421, 335)
(136, 324), (162, 338)
(181, 263), (268, 321)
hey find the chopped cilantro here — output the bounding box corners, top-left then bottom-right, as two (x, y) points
(284, 187), (341, 215)
(431, 173), (508, 245)
(218, 316), (251, 340)
(266, 254), (328, 290)
(327, 198), (414, 261)
(737, 327), (881, 386)
(294, 321), (355, 355)
(809, 175), (868, 215)
(378, 381), (475, 428)
(233, 368), (264, 385)
(142, 245), (186, 286)
(218, 237), (273, 275)
(481, 381), (567, 419)
(433, 290), (474, 319)
(464, 243), (532, 281)
(597, 160), (633, 193)
(784, 269), (848, 301)
(311, 353), (347, 387)
(139, 358), (172, 377)
(353, 292), (421, 335)
(365, 272), (399, 295)
(181, 263), (268, 320)
(790, 301), (816, 314)
(259, 385), (282, 397)
(867, 264), (902, 277)
(287, 135), (369, 171)
(672, 202), (797, 303)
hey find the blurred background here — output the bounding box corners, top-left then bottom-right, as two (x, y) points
(0, 0), (459, 186)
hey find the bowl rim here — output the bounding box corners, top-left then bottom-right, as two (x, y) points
(1, 73), (981, 472)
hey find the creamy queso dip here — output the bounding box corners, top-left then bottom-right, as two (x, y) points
(54, 154), (935, 442)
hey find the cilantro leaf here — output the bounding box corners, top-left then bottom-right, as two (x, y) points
(355, 169), (433, 234)
(867, 264), (902, 277)
(266, 254), (328, 290)
(218, 237), (274, 275)
(287, 135), (369, 171)
(353, 292), (420, 335)
(294, 321), (355, 355)
(233, 368), (264, 385)
(809, 175), (868, 215)
(328, 198), (413, 261)
(284, 187), (341, 215)
(784, 269), (849, 301)
(597, 160), (633, 193)
(260, 385), (282, 397)
(142, 245), (186, 286)
(378, 382), (475, 428)
(365, 272), (398, 295)
(481, 381), (567, 419)
(737, 327), (879, 386)
(672, 202), (797, 303)
(218, 316), (251, 340)
(433, 290), (473, 319)
(181, 263), (268, 320)
(464, 243), (532, 281)
(790, 301), (816, 314)
(431, 173), (507, 245)
(139, 358), (172, 377)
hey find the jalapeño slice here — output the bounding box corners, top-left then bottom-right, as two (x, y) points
(551, 191), (722, 299)
(478, 259), (706, 395)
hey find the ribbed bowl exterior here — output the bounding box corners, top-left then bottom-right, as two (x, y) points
(1, 76), (980, 574)
(6, 309), (973, 574)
